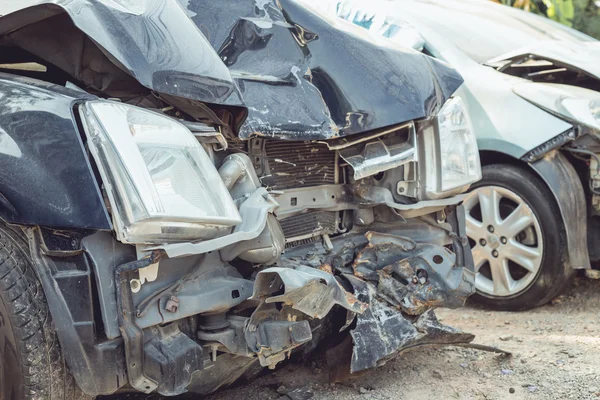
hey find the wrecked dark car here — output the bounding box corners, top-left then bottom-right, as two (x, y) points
(0, 0), (479, 398)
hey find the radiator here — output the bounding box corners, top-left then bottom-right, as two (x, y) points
(251, 140), (339, 244)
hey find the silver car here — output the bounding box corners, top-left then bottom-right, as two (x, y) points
(317, 0), (600, 310)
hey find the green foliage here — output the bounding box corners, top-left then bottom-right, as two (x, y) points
(572, 0), (600, 39)
(494, 0), (600, 39)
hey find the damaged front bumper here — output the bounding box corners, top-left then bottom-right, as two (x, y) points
(244, 223), (476, 374)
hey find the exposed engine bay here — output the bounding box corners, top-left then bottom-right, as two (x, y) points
(108, 121), (477, 395)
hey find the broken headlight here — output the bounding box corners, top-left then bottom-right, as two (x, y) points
(420, 97), (481, 199)
(80, 101), (241, 244)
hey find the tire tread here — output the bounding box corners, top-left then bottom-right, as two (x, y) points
(0, 224), (91, 400)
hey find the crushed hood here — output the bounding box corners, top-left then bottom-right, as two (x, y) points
(180, 0), (464, 140)
(0, 0), (245, 107)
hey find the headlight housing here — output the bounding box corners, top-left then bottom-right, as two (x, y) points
(419, 97), (481, 199)
(80, 101), (241, 244)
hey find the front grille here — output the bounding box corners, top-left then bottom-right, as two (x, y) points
(261, 141), (336, 190)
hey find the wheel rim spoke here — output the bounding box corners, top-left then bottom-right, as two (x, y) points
(505, 240), (542, 272)
(470, 246), (489, 271)
(477, 188), (501, 226)
(465, 215), (486, 240)
(500, 203), (534, 238)
(489, 257), (514, 296)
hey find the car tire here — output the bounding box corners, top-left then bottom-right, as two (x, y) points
(0, 223), (90, 400)
(464, 163), (573, 311)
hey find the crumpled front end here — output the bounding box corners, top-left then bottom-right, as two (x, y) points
(189, 226), (476, 389)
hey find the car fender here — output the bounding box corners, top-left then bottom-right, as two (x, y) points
(0, 73), (111, 230)
(530, 150), (590, 269)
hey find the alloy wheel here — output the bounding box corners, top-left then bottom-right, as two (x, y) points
(463, 186), (543, 297)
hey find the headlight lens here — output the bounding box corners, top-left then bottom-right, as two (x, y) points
(420, 97), (481, 199)
(80, 101), (241, 244)
(438, 97), (481, 192)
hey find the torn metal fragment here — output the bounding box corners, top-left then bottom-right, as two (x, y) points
(345, 275), (474, 373)
(252, 265), (367, 318)
(353, 232), (475, 315)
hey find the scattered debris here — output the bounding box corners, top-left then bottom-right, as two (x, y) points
(277, 385), (287, 395)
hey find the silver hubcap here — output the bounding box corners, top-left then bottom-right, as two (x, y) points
(463, 186), (543, 297)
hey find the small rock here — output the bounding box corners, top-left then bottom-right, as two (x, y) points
(359, 387), (369, 394)
(501, 369), (513, 375)
(285, 388), (314, 400)
(589, 387), (598, 394)
(460, 363), (468, 369)
(277, 385), (288, 395)
(483, 372), (492, 379)
(504, 321), (511, 325)
(432, 370), (443, 379)
(499, 334), (513, 341)
(555, 359), (566, 366)
(509, 387), (515, 394)
(520, 359), (527, 364)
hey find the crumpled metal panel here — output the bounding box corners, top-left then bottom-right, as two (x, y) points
(338, 124), (417, 180)
(345, 275), (474, 373)
(252, 265), (367, 318)
(352, 232), (475, 315)
(180, 0), (463, 140)
(0, 0), (244, 106)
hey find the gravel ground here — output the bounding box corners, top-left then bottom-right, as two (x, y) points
(203, 276), (600, 400)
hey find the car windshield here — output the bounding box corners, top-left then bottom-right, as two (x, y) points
(393, 0), (597, 62)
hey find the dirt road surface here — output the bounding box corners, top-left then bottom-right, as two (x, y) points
(203, 276), (600, 400)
